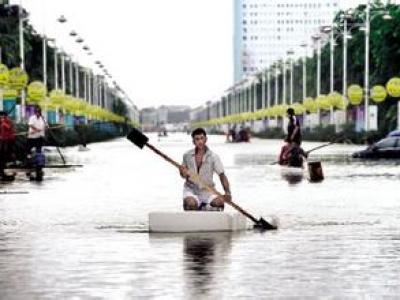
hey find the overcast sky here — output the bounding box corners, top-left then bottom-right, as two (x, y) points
(13, 0), (373, 109)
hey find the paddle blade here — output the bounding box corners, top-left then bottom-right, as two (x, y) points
(127, 128), (149, 149)
(254, 217), (278, 230)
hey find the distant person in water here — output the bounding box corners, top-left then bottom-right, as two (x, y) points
(179, 128), (231, 211)
(278, 138), (290, 165)
(286, 108), (301, 146)
(0, 111), (16, 180)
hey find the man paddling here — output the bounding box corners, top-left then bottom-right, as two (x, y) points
(179, 128), (231, 211)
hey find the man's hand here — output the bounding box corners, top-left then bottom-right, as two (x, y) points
(223, 193), (232, 203)
(179, 165), (189, 179)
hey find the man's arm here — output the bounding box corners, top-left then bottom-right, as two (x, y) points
(219, 173), (232, 202)
(179, 164), (189, 179)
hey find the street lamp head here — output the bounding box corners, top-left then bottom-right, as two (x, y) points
(383, 13), (392, 20)
(69, 30), (77, 37)
(57, 15), (67, 23)
(76, 37), (84, 43)
(300, 42), (307, 48)
(311, 34), (321, 41)
(83, 46), (90, 51)
(320, 25), (332, 33)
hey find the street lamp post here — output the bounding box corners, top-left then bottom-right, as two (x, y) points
(287, 50), (294, 105)
(300, 43), (307, 101)
(54, 43), (58, 90)
(61, 51), (66, 92)
(364, 2), (371, 132)
(69, 56), (74, 95)
(312, 34), (322, 125)
(42, 36), (48, 88)
(342, 17), (349, 123)
(329, 24), (335, 125)
(75, 64), (79, 98)
(282, 59), (286, 105)
(18, 3), (26, 121)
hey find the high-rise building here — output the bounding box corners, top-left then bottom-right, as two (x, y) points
(233, 0), (340, 83)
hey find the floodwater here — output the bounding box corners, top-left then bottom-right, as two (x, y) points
(1, 133), (400, 298)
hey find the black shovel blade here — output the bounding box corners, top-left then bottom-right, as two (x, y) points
(253, 217), (277, 230)
(127, 128), (149, 149)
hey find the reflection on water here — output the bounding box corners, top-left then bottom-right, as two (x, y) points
(1, 135), (400, 297)
(183, 233), (231, 298)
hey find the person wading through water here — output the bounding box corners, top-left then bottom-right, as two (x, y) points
(0, 111), (16, 180)
(179, 128), (232, 211)
(285, 108), (306, 167)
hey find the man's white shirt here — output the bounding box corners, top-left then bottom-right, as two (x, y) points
(28, 115), (46, 139)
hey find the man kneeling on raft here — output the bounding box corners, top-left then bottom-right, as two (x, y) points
(179, 128), (232, 211)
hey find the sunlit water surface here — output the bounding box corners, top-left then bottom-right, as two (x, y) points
(1, 133), (400, 298)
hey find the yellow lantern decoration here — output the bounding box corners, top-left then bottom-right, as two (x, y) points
(370, 85), (387, 103)
(0, 64), (9, 87)
(316, 94), (330, 110)
(327, 92), (343, 107)
(291, 102), (305, 115)
(27, 81), (47, 102)
(386, 77), (400, 98)
(49, 89), (65, 105)
(3, 88), (18, 99)
(347, 84), (363, 105)
(8, 67), (29, 91)
(303, 97), (317, 113)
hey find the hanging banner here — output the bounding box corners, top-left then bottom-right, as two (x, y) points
(368, 105), (378, 131)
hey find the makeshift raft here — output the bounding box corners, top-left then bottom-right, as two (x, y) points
(149, 211), (248, 233)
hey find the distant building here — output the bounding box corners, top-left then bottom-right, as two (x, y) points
(234, 0), (339, 82)
(140, 105), (191, 131)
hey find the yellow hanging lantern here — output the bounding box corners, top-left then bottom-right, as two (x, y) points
(303, 97), (317, 113)
(3, 88), (18, 99)
(8, 67), (29, 91)
(0, 64), (9, 87)
(386, 77), (400, 98)
(49, 89), (65, 105)
(315, 94), (330, 110)
(27, 81), (47, 103)
(347, 84), (363, 105)
(291, 102), (306, 115)
(370, 85), (387, 103)
(327, 92), (343, 107)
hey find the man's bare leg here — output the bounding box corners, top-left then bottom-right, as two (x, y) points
(183, 197), (199, 211)
(210, 197), (224, 211)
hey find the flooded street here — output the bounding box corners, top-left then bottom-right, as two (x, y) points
(1, 134), (400, 298)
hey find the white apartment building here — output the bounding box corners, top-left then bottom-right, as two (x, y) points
(234, 0), (340, 82)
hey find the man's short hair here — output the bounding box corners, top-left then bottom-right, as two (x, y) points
(191, 127), (207, 138)
(287, 108), (295, 116)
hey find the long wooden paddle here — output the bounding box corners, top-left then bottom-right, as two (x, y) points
(39, 116), (66, 165)
(127, 128), (277, 230)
